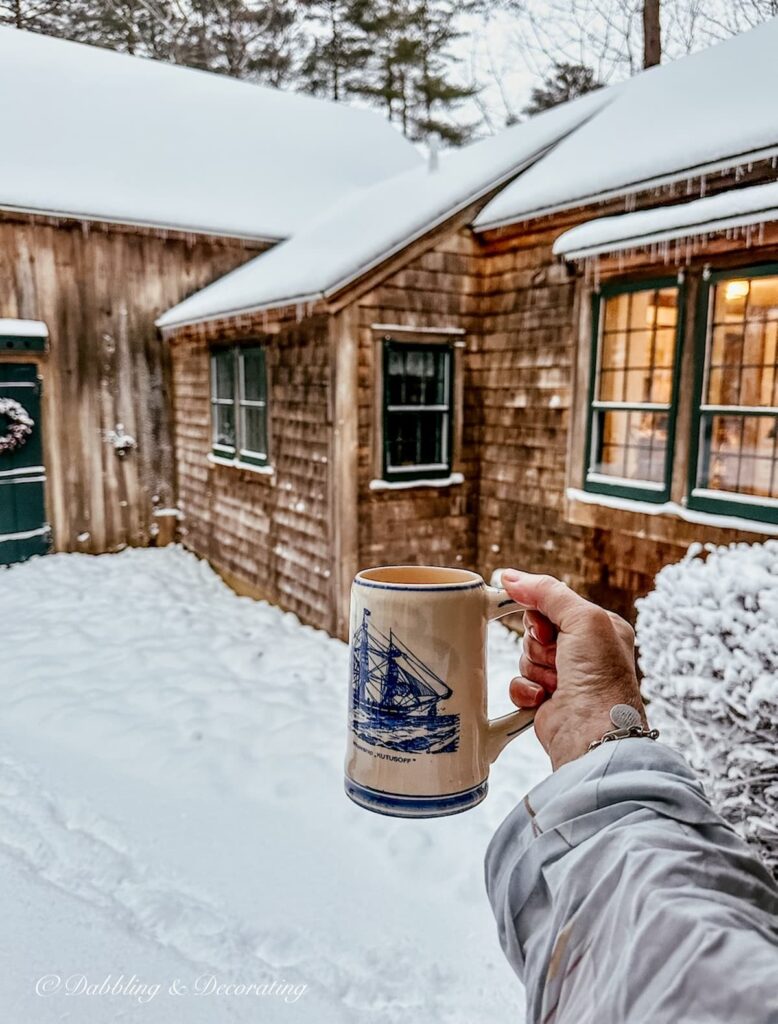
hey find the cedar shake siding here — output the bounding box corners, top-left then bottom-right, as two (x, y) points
(170, 315), (333, 631)
(355, 228), (482, 574)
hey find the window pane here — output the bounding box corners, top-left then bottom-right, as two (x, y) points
(213, 403), (236, 449)
(650, 369), (673, 404)
(604, 292), (629, 332)
(653, 328), (676, 368)
(596, 287), (678, 406)
(241, 404), (267, 456)
(386, 410), (446, 469)
(713, 279), (748, 323)
(624, 368), (651, 403)
(707, 365), (740, 407)
(599, 369), (624, 402)
(629, 290), (656, 330)
(710, 324), (743, 368)
(387, 411), (418, 467)
(590, 410), (668, 483)
(747, 276), (778, 320)
(386, 345), (448, 406)
(627, 330), (652, 368)
(241, 346), (266, 402)
(697, 413), (778, 498)
(706, 277), (778, 415)
(418, 410), (446, 464)
(212, 349), (235, 400)
(601, 332), (626, 369)
(655, 289), (678, 329)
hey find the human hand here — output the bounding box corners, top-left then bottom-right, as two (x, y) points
(501, 569), (646, 770)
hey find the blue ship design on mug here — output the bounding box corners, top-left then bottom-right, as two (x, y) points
(344, 565), (537, 819)
(350, 608), (461, 755)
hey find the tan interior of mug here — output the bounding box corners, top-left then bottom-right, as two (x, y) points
(357, 565), (482, 586)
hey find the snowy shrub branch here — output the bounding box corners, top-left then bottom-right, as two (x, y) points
(636, 540), (778, 880)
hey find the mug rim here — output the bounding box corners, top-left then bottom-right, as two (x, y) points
(354, 565), (484, 590)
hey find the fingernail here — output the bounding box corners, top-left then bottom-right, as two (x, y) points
(502, 569), (521, 584)
(527, 683), (544, 703)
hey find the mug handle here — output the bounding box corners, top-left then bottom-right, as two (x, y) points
(484, 585), (536, 763)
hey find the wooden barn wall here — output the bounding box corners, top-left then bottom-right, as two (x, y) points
(475, 210), (774, 620)
(0, 212), (262, 554)
(354, 228), (482, 572)
(170, 315), (333, 631)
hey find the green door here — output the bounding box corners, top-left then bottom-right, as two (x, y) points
(0, 363), (49, 565)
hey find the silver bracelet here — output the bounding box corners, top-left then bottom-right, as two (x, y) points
(588, 704), (660, 752)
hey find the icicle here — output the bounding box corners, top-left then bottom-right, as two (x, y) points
(759, 222), (766, 245)
(771, 156), (777, 170)
(699, 175), (707, 198)
(618, 250), (625, 272)
(295, 302), (303, 323)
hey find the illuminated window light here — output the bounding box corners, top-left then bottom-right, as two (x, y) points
(725, 280), (749, 301)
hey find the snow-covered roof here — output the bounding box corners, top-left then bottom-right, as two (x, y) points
(554, 180), (778, 259)
(157, 90), (610, 328)
(476, 18), (778, 231)
(0, 318), (48, 338)
(0, 28), (420, 240)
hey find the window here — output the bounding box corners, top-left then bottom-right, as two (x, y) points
(689, 267), (778, 523)
(382, 340), (453, 480)
(585, 280), (682, 501)
(210, 344), (268, 467)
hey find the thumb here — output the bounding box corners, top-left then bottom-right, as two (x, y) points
(501, 570), (586, 633)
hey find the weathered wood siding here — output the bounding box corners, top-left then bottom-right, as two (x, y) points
(355, 228), (482, 573)
(0, 211), (263, 554)
(170, 314), (333, 631)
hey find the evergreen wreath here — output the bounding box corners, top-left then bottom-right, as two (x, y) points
(0, 397), (34, 455)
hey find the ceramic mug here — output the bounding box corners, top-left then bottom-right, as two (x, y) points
(344, 565), (535, 818)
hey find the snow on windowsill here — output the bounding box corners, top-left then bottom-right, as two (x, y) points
(207, 453), (275, 477)
(0, 318), (48, 338)
(369, 472), (464, 492)
(566, 486), (778, 536)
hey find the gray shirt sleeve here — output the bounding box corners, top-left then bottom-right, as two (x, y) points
(485, 739), (778, 1024)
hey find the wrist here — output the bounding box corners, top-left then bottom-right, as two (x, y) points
(546, 700), (647, 770)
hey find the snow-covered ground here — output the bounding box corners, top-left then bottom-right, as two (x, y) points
(1, 547), (548, 1023)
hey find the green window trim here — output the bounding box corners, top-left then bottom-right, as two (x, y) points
(583, 276), (685, 504)
(382, 338), (454, 482)
(687, 262), (778, 525)
(209, 343), (269, 467)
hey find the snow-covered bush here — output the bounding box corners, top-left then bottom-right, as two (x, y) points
(636, 540), (778, 879)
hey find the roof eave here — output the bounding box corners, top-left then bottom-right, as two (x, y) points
(556, 203), (778, 261)
(0, 201), (285, 245)
(475, 142), (778, 235)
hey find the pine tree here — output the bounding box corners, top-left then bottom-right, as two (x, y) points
(349, 0), (476, 144)
(298, 0), (370, 100)
(409, 0), (476, 144)
(523, 61), (602, 117)
(179, 0), (299, 84)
